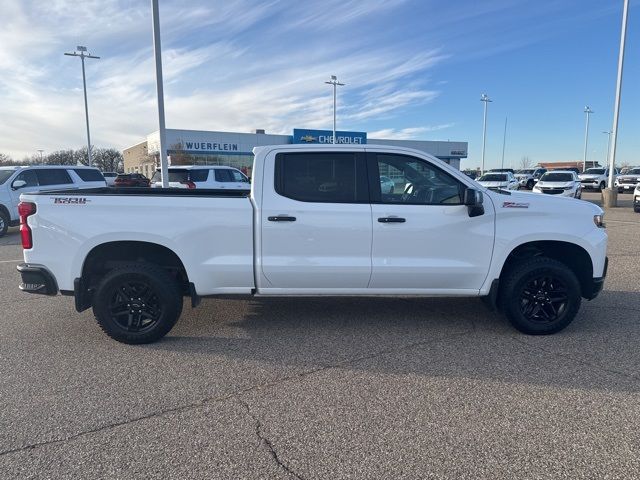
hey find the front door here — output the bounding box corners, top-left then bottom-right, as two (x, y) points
(368, 152), (495, 292)
(260, 150), (372, 290)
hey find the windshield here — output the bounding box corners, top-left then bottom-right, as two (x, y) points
(541, 173), (573, 182)
(479, 174), (507, 182)
(627, 168), (640, 175)
(515, 169), (534, 174)
(585, 168), (605, 175)
(0, 168), (17, 185)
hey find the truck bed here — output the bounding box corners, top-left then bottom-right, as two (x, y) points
(30, 187), (251, 198)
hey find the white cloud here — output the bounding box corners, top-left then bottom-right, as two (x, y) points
(369, 124), (455, 140)
(0, 0), (445, 159)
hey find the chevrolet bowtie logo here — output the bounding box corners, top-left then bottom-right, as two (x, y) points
(300, 135), (317, 143)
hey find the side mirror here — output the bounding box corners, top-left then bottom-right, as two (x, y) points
(12, 179), (27, 190)
(464, 188), (484, 217)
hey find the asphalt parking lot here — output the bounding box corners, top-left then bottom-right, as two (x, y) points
(0, 191), (639, 479)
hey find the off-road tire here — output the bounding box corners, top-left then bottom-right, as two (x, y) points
(599, 181), (606, 192)
(92, 263), (183, 344)
(0, 210), (8, 238)
(500, 257), (581, 335)
(526, 180), (534, 190)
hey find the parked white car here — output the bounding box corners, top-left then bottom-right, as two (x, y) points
(0, 165), (106, 237)
(477, 172), (519, 190)
(102, 172), (118, 187)
(579, 167), (618, 191)
(634, 183), (640, 213)
(150, 166), (250, 189)
(615, 167), (640, 193)
(532, 171), (582, 198)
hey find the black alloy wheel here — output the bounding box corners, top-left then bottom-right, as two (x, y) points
(519, 275), (568, 323)
(108, 281), (163, 333)
(0, 210), (8, 237)
(526, 179), (534, 190)
(93, 263), (183, 344)
(501, 257), (581, 335)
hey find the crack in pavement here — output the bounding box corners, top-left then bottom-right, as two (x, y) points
(238, 399), (306, 480)
(0, 330), (471, 458)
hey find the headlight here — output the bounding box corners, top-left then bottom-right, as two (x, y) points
(593, 214), (605, 228)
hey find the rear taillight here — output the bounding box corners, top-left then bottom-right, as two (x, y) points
(181, 181), (196, 189)
(18, 202), (36, 249)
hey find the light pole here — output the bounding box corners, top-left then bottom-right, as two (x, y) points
(480, 93), (492, 175)
(64, 46), (99, 167)
(151, 0), (169, 188)
(325, 75), (345, 144)
(603, 130), (612, 167)
(500, 116), (507, 169)
(607, 0), (629, 197)
(582, 106), (593, 172)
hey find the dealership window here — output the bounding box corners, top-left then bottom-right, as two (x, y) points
(275, 152), (367, 203)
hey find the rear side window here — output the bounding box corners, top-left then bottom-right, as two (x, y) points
(274, 152), (367, 203)
(73, 168), (105, 182)
(36, 169), (73, 186)
(189, 170), (209, 182)
(214, 169), (234, 182)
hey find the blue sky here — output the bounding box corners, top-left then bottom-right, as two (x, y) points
(1, 0), (638, 169)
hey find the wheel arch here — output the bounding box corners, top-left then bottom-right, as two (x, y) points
(77, 240), (193, 311)
(497, 240), (594, 297)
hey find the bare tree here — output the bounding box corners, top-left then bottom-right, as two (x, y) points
(45, 150), (76, 165)
(519, 156), (534, 169)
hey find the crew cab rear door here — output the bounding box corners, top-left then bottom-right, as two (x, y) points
(367, 151), (495, 292)
(259, 150), (372, 290)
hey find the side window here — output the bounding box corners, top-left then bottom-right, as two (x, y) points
(374, 154), (463, 205)
(189, 170), (209, 182)
(275, 152), (366, 203)
(14, 170), (38, 187)
(73, 169), (105, 182)
(231, 170), (248, 182)
(36, 169), (73, 186)
(214, 169), (234, 182)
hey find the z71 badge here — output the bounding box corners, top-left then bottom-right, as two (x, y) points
(52, 197), (90, 205)
(502, 201), (529, 209)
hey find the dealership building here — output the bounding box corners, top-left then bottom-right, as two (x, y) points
(123, 128), (468, 178)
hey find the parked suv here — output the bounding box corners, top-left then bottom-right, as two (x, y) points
(532, 171), (582, 198)
(0, 165), (106, 237)
(615, 167), (640, 193)
(150, 166), (250, 189)
(579, 167), (618, 191)
(114, 173), (150, 188)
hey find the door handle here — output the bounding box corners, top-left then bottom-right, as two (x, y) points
(378, 217), (406, 223)
(268, 215), (297, 222)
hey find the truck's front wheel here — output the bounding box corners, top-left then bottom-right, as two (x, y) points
(92, 263), (183, 344)
(501, 257), (581, 335)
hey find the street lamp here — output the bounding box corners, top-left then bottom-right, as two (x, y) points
(325, 75), (345, 144)
(64, 46), (100, 167)
(607, 0), (629, 198)
(602, 130), (612, 167)
(582, 106), (593, 172)
(151, 0), (169, 188)
(480, 93), (492, 175)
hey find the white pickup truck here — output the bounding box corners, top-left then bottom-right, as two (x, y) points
(17, 144), (608, 344)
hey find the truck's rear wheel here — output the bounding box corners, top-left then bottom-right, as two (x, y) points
(92, 263), (183, 344)
(526, 179), (534, 190)
(501, 257), (581, 335)
(0, 210), (8, 237)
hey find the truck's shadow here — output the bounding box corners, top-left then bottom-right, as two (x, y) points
(147, 290), (640, 394)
